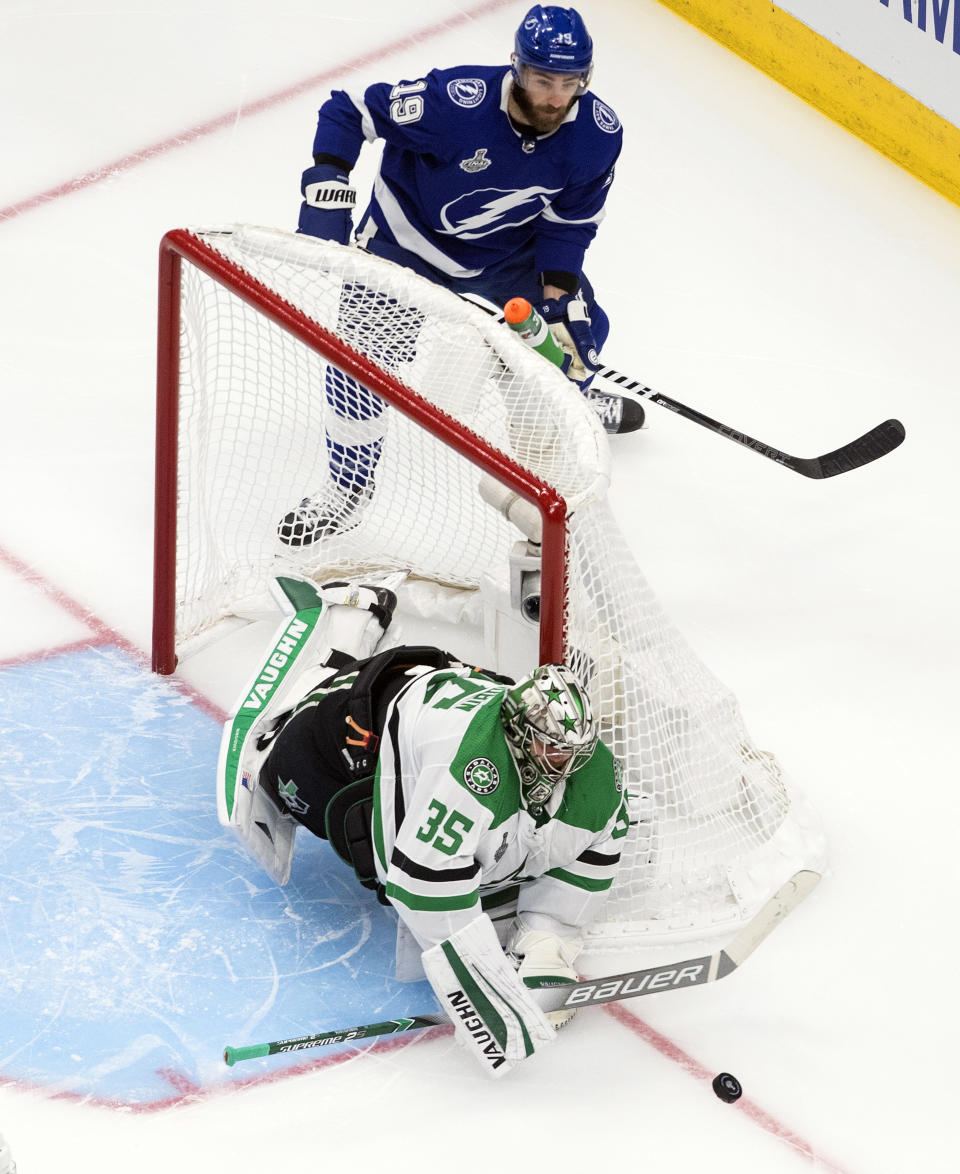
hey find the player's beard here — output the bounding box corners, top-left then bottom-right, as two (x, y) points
(509, 81), (577, 134)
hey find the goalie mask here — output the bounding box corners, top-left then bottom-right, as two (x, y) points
(502, 664), (598, 810)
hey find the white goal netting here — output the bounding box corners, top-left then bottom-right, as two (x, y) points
(157, 224), (825, 957)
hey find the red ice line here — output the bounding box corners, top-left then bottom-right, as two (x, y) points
(0, 9), (847, 1165)
(604, 1003), (853, 1173)
(0, 0), (516, 224)
(0, 1028), (452, 1114)
(4, 1009), (852, 1173)
(0, 543), (139, 665)
(0, 542), (224, 721)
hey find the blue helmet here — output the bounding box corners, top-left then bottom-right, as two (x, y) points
(512, 6), (594, 94)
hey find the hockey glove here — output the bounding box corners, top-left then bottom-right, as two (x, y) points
(297, 163), (356, 245)
(537, 292), (601, 389)
(507, 917), (582, 1030)
(422, 914), (556, 1078)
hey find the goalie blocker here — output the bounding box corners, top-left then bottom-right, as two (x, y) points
(422, 913), (555, 1077)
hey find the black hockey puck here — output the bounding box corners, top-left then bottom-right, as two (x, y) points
(712, 1072), (742, 1103)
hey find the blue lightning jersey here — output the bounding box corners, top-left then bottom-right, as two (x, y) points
(310, 65), (622, 284)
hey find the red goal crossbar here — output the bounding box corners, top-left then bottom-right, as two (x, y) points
(153, 229), (569, 674)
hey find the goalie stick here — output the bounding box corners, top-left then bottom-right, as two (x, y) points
(459, 293), (905, 479)
(222, 869), (819, 1067)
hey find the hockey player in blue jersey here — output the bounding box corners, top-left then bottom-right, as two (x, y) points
(280, 5), (641, 548)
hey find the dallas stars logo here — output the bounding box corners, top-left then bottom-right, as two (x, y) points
(277, 777), (310, 815)
(463, 757), (500, 795)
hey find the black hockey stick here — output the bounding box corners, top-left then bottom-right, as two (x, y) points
(595, 364), (905, 479)
(459, 293), (905, 479)
(222, 869), (819, 1067)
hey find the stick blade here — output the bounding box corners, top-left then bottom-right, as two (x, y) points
(722, 869), (821, 970)
(799, 418), (905, 479)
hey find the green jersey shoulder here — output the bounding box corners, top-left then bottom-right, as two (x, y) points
(422, 669), (521, 828)
(555, 740), (623, 832)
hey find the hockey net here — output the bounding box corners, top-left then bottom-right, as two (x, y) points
(155, 225), (824, 959)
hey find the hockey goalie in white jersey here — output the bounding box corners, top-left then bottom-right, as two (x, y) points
(219, 575), (628, 1077)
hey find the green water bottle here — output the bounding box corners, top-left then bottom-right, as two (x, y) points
(503, 297), (566, 370)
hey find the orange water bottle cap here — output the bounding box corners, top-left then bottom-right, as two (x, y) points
(504, 297), (533, 325)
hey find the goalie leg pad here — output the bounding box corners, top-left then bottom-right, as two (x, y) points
(422, 914), (555, 1078)
(217, 575), (396, 883)
(237, 774), (299, 885)
(218, 585), (332, 882)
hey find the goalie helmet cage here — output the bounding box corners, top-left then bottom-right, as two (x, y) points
(154, 225), (825, 958)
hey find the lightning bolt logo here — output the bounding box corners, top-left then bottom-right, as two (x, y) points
(438, 186), (561, 239)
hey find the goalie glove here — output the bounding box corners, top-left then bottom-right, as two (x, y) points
(297, 163), (356, 245)
(422, 914), (556, 1078)
(506, 917), (583, 1029)
(537, 292), (601, 389)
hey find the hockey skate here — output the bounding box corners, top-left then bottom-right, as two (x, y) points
(278, 480), (374, 547)
(582, 388), (645, 434)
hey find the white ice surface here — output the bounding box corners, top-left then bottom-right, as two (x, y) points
(2, 1), (958, 1171)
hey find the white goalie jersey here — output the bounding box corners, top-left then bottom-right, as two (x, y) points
(372, 665), (630, 952)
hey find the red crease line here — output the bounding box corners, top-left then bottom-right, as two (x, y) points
(0, 1025), (452, 1113)
(156, 1068), (201, 1097)
(0, 636), (106, 671)
(0, 541), (228, 721)
(0, 542), (139, 659)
